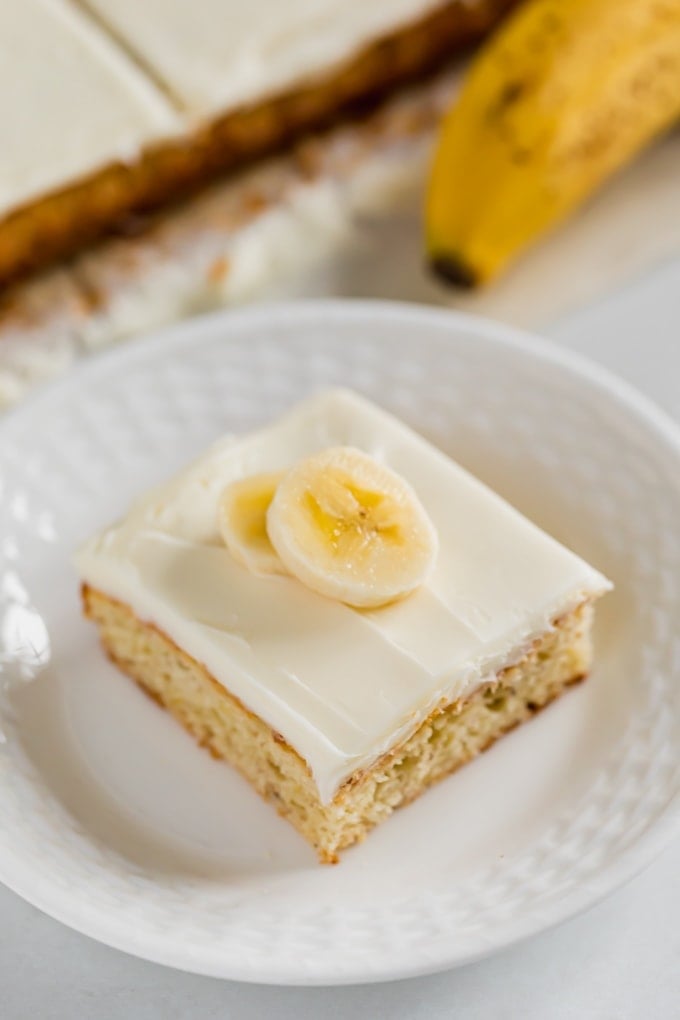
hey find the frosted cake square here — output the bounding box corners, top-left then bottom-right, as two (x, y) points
(77, 389), (611, 862)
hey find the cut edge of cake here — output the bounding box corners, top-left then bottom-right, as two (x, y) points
(82, 583), (596, 863)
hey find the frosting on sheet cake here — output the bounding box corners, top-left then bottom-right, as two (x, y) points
(0, 0), (178, 219)
(84, 0), (455, 117)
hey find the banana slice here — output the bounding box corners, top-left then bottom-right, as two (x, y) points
(218, 471), (287, 575)
(266, 447), (437, 608)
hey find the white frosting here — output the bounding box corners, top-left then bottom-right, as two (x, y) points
(83, 0), (448, 118)
(0, 0), (179, 219)
(76, 390), (611, 802)
(0, 0), (455, 223)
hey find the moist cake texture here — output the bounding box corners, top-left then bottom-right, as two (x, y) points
(77, 389), (611, 861)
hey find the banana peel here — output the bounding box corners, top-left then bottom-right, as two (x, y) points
(426, 0), (680, 288)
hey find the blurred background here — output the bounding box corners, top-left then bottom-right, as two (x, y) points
(0, 0), (677, 404)
(0, 3), (679, 1017)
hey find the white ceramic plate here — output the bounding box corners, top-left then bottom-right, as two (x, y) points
(0, 301), (678, 986)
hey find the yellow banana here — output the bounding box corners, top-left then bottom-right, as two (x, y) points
(266, 447), (438, 608)
(426, 0), (680, 287)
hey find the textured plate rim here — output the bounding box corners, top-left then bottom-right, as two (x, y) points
(0, 299), (679, 985)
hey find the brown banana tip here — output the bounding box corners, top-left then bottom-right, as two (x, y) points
(429, 253), (479, 290)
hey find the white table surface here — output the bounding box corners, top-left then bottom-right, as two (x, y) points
(1, 258), (679, 1019)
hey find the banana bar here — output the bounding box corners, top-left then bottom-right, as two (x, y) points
(76, 390), (611, 862)
(0, 0), (514, 285)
